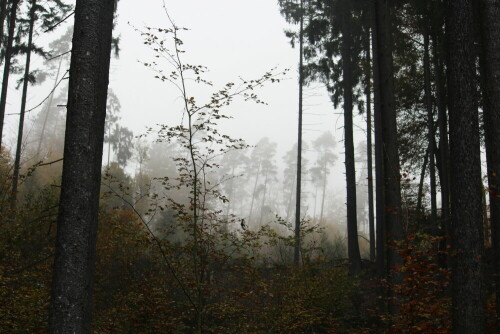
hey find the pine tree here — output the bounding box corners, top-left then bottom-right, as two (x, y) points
(446, 0), (485, 332)
(49, 0), (116, 332)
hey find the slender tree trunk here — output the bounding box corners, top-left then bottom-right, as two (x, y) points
(416, 146), (429, 216)
(423, 29), (437, 227)
(372, 0), (386, 277)
(365, 26), (376, 263)
(479, 0), (500, 325)
(48, 1), (115, 332)
(225, 167), (235, 220)
(294, 0), (304, 265)
(0, 0), (19, 149)
(106, 127), (111, 167)
(285, 176), (295, 222)
(432, 28), (451, 250)
(248, 163), (261, 223)
(374, 0), (403, 275)
(446, 1), (485, 332)
(36, 55), (64, 160)
(259, 172), (269, 226)
(0, 0), (8, 59)
(313, 186), (318, 222)
(319, 157), (327, 224)
(11, 0), (36, 210)
(341, 0), (361, 275)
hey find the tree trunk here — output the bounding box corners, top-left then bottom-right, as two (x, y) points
(285, 176), (295, 222)
(446, 1), (485, 332)
(248, 163), (260, 223)
(416, 145), (430, 216)
(48, 1), (115, 333)
(259, 172), (269, 226)
(319, 156), (327, 224)
(36, 55), (64, 160)
(0, 0), (8, 61)
(294, 0), (304, 266)
(423, 29), (437, 227)
(371, 0), (386, 277)
(11, 0), (36, 210)
(365, 25), (376, 263)
(0, 0), (19, 149)
(479, 0), (500, 326)
(341, 0), (361, 275)
(432, 27), (451, 253)
(374, 0), (403, 274)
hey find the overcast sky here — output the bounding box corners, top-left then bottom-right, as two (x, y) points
(4, 0), (371, 193)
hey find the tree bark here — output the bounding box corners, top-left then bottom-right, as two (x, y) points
(11, 0), (36, 210)
(371, 0), (386, 277)
(0, 0), (19, 149)
(48, 1), (115, 333)
(0, 0), (8, 60)
(294, 0), (304, 265)
(432, 26), (451, 253)
(446, 1), (485, 332)
(374, 0), (403, 275)
(479, 0), (500, 326)
(416, 145), (430, 216)
(341, 0), (361, 275)
(365, 26), (375, 263)
(423, 29), (437, 227)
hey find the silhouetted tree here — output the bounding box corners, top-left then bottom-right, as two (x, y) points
(479, 0), (500, 325)
(49, 0), (116, 332)
(446, 0), (485, 332)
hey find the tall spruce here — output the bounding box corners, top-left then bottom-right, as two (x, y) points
(446, 0), (485, 332)
(364, 25), (375, 263)
(341, 0), (362, 274)
(373, 0), (403, 275)
(48, 0), (115, 332)
(371, 0), (386, 277)
(0, 0), (19, 149)
(479, 0), (500, 325)
(0, 0), (8, 55)
(423, 27), (437, 227)
(294, 0), (304, 265)
(11, 0), (36, 209)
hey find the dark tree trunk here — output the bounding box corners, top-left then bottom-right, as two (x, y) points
(479, 0), (500, 325)
(365, 26), (375, 263)
(374, 0), (403, 274)
(0, 0), (19, 149)
(423, 30), (437, 227)
(416, 145), (430, 216)
(446, 1), (485, 332)
(371, 0), (386, 277)
(0, 0), (8, 57)
(48, 1), (115, 333)
(11, 0), (36, 210)
(294, 0), (304, 265)
(341, 0), (361, 275)
(432, 27), (451, 251)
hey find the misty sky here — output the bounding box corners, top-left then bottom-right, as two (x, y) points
(3, 0), (371, 194)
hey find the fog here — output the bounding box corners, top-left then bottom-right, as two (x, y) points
(2, 0), (372, 243)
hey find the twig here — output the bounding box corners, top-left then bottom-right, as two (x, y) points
(46, 49), (71, 61)
(44, 11), (75, 33)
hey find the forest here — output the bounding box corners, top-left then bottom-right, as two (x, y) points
(0, 0), (499, 333)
